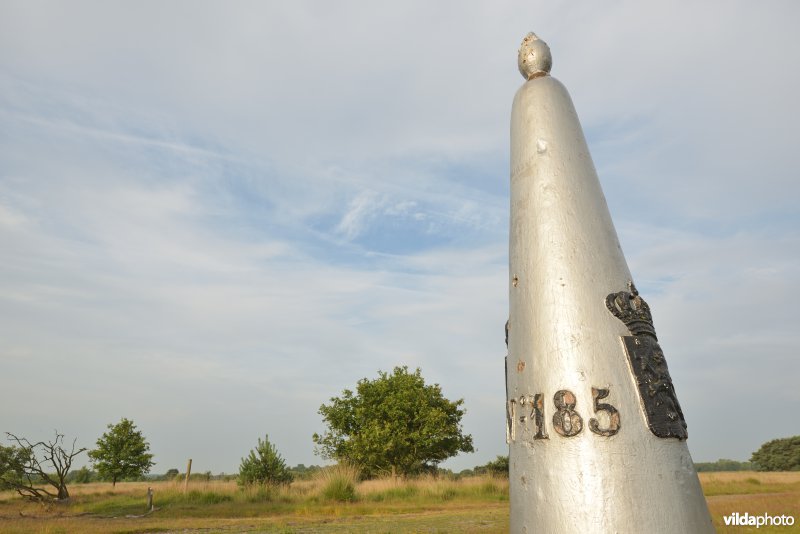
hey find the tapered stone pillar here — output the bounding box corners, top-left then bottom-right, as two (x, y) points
(506, 32), (714, 533)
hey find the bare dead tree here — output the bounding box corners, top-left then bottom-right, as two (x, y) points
(3, 431), (86, 501)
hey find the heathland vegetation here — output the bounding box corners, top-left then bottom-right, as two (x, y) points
(1, 470), (799, 533)
(2, 366), (800, 532)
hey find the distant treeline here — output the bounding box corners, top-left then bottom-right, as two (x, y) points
(61, 463), (328, 484)
(59, 457), (760, 483)
(693, 459), (753, 472)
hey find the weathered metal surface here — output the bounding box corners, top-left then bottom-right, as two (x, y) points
(518, 32), (552, 80)
(507, 32), (714, 533)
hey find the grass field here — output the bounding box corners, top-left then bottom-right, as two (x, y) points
(703, 472), (800, 534)
(0, 471), (798, 533)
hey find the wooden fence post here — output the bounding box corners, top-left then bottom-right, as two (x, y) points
(183, 458), (192, 494)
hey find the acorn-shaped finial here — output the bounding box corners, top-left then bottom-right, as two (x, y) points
(518, 32), (552, 80)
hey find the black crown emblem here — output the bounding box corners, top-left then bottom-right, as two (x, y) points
(605, 281), (657, 339)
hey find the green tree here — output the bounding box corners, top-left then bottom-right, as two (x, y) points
(312, 366), (474, 478)
(289, 463), (322, 480)
(68, 466), (96, 484)
(474, 455), (509, 477)
(694, 458), (753, 472)
(751, 435), (800, 471)
(0, 444), (27, 491)
(88, 418), (155, 487)
(238, 435), (293, 486)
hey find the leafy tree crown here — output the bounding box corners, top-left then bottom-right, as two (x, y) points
(88, 418), (154, 486)
(0, 444), (28, 490)
(750, 435), (800, 471)
(312, 366), (474, 477)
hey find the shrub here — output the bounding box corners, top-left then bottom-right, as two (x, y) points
(318, 464), (359, 502)
(66, 466), (96, 484)
(238, 435), (293, 487)
(164, 468), (179, 479)
(473, 456), (509, 477)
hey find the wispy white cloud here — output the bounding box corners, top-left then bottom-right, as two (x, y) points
(334, 190), (384, 240)
(0, 1), (797, 472)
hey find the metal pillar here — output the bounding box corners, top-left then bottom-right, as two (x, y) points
(506, 32), (715, 533)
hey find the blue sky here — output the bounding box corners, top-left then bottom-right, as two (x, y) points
(1, 1), (798, 474)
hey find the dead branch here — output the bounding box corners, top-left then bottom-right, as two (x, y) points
(3, 431), (86, 501)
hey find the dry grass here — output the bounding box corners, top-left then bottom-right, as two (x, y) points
(0, 474), (509, 533)
(315, 463), (360, 502)
(700, 470), (800, 496)
(700, 471), (800, 533)
(359, 474), (507, 500)
(1, 471), (797, 533)
(701, 471), (800, 485)
(46, 478), (238, 497)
